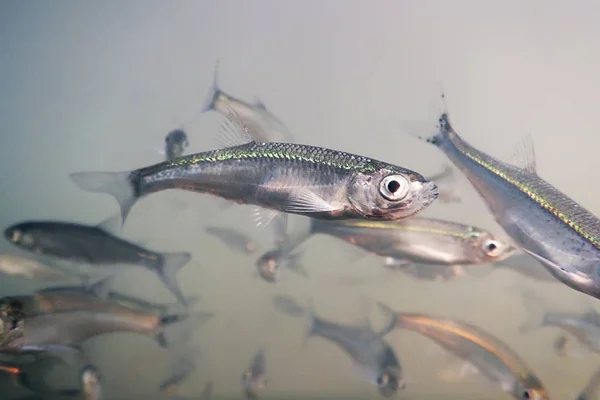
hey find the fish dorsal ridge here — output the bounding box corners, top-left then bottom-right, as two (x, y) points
(508, 133), (537, 174)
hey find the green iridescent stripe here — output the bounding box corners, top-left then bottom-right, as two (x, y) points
(454, 140), (600, 249)
(339, 220), (478, 239)
(171, 146), (377, 173)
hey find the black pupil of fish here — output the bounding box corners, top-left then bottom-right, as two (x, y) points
(523, 391), (530, 399)
(387, 180), (401, 193)
(488, 243), (497, 251)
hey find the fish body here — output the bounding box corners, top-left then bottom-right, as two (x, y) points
(69, 113), (438, 227)
(379, 305), (549, 400)
(311, 217), (515, 267)
(4, 221), (191, 306)
(242, 348), (267, 399)
(0, 294), (208, 352)
(165, 130), (189, 161)
(0, 254), (83, 283)
(201, 62), (294, 143)
(384, 260), (465, 281)
(0, 310), (161, 351)
(421, 110), (600, 298)
(205, 226), (256, 254)
(306, 311), (404, 397)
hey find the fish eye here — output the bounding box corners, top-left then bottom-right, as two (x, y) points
(379, 175), (409, 201)
(377, 373), (389, 386)
(522, 390), (531, 399)
(10, 229), (22, 243)
(483, 240), (501, 256)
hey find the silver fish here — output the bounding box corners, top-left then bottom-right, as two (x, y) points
(378, 303), (549, 400)
(0, 295), (211, 353)
(205, 226), (257, 254)
(275, 299), (405, 397)
(4, 215), (191, 307)
(68, 111), (438, 228)
(242, 348), (267, 400)
(416, 99), (600, 299)
(277, 217), (515, 270)
(165, 129), (189, 161)
(201, 61), (294, 143)
(0, 254), (85, 284)
(520, 292), (600, 354)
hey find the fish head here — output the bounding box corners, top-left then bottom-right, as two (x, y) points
(514, 375), (550, 400)
(515, 387), (549, 400)
(348, 168), (439, 221)
(0, 301), (25, 349)
(4, 223), (38, 251)
(256, 252), (279, 283)
(466, 230), (517, 263)
(166, 129), (188, 145)
(81, 365), (102, 400)
(0, 296), (26, 323)
(376, 365), (405, 397)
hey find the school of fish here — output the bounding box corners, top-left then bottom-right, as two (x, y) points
(2, 61), (600, 400)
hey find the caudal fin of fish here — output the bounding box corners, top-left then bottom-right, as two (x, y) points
(201, 381), (215, 400)
(158, 252), (192, 307)
(200, 60), (222, 113)
(375, 301), (399, 336)
(301, 299), (317, 351)
(157, 311), (214, 349)
(400, 86), (450, 146)
(511, 285), (546, 334)
(69, 171), (137, 226)
(158, 353), (197, 394)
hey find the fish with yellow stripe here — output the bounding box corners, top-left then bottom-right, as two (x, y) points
(413, 97), (600, 299)
(273, 216), (516, 274)
(377, 303), (550, 400)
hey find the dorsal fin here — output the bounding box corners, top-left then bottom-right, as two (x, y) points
(216, 104), (256, 148)
(508, 133), (537, 174)
(253, 97), (267, 110)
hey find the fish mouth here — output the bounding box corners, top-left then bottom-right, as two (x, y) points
(417, 180), (439, 206)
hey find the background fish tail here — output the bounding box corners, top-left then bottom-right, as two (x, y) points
(518, 290), (547, 334)
(158, 252), (192, 306)
(301, 299), (318, 351)
(69, 171), (137, 225)
(277, 217), (316, 254)
(157, 312), (213, 348)
(200, 60), (222, 113)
